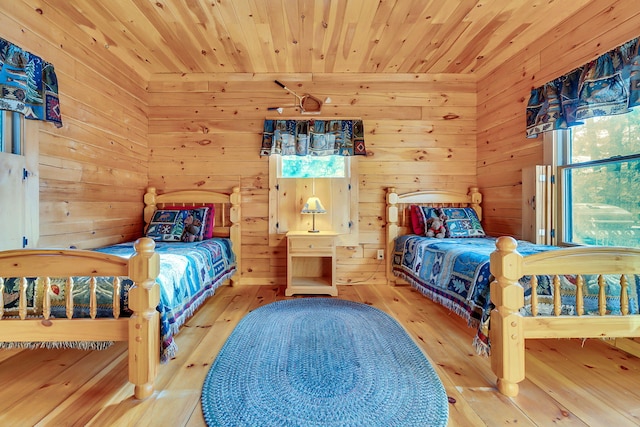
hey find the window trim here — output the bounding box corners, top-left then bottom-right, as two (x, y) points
(546, 120), (640, 248)
(269, 155), (359, 247)
(1, 110), (24, 155)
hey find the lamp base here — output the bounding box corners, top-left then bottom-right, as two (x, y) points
(307, 213), (321, 233)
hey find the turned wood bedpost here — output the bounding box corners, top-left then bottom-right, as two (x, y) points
(489, 236), (525, 397)
(386, 187), (399, 285)
(127, 237), (161, 400)
(143, 187), (158, 229)
(229, 186), (241, 286)
(469, 186), (482, 221)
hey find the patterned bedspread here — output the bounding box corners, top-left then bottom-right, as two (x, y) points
(391, 236), (639, 354)
(2, 238), (236, 362)
(95, 238), (236, 362)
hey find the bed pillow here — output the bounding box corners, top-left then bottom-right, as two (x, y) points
(146, 208), (209, 242)
(434, 207), (485, 238)
(161, 204), (215, 239)
(410, 205), (426, 235)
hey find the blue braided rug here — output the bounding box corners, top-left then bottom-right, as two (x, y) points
(201, 298), (449, 426)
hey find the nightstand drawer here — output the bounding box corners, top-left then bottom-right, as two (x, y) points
(288, 236), (335, 253)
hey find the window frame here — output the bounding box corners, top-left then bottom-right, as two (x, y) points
(546, 115), (640, 248)
(269, 154), (359, 246)
(1, 110), (24, 155)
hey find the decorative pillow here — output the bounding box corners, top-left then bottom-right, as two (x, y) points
(146, 208), (209, 242)
(162, 204), (215, 239)
(433, 207), (485, 238)
(410, 205), (426, 235)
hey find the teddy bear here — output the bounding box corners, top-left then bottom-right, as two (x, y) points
(425, 211), (448, 238)
(181, 212), (203, 242)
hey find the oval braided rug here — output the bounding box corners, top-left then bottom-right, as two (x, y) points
(201, 298), (449, 427)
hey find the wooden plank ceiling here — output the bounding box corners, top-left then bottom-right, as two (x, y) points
(48, 0), (595, 79)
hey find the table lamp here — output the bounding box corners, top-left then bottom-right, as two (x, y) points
(301, 196), (326, 233)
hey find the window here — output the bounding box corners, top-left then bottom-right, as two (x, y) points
(1, 111), (23, 154)
(269, 155), (358, 246)
(553, 109), (640, 247)
(279, 155), (348, 178)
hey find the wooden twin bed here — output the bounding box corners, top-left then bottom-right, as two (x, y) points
(0, 187), (241, 399)
(386, 187), (640, 397)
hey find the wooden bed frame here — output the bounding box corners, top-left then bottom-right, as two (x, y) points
(0, 187), (241, 399)
(385, 186), (482, 284)
(386, 187), (640, 397)
(144, 186), (242, 285)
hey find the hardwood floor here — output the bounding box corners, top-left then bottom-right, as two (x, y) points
(1, 283), (639, 426)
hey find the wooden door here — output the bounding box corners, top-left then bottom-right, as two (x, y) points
(0, 117), (38, 250)
(0, 152), (27, 249)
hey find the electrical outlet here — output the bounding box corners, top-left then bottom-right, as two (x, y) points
(376, 249), (384, 260)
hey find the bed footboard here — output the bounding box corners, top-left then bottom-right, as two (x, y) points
(490, 236), (640, 397)
(0, 237), (160, 400)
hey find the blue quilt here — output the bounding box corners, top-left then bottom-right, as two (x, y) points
(2, 239), (235, 361)
(94, 238), (236, 362)
(391, 236), (639, 354)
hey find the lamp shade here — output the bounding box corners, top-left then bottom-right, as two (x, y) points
(301, 196), (326, 214)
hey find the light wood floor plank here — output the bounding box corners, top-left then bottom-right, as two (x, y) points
(35, 346), (129, 427)
(0, 347), (23, 363)
(360, 285), (488, 426)
(3, 345), (128, 425)
(1, 283), (639, 426)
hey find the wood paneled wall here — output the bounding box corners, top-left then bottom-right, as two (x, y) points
(5, 1), (638, 286)
(477, 0), (640, 238)
(0, 5), (149, 249)
(147, 74), (477, 284)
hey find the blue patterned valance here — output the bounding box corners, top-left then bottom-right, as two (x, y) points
(0, 37), (62, 128)
(260, 119), (366, 156)
(526, 37), (640, 138)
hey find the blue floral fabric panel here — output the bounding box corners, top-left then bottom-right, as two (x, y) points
(260, 119), (366, 156)
(0, 37), (62, 127)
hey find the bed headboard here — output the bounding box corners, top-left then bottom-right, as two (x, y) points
(143, 187), (241, 284)
(385, 187), (482, 284)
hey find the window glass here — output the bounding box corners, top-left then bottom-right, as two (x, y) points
(571, 109), (640, 160)
(1, 111), (23, 155)
(559, 109), (640, 247)
(279, 155), (347, 178)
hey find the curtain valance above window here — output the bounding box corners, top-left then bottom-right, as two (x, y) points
(0, 37), (62, 128)
(260, 119), (366, 156)
(526, 36), (640, 138)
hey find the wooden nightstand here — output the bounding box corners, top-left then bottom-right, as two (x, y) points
(286, 231), (338, 296)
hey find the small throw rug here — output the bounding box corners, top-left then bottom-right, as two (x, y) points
(201, 298), (449, 426)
